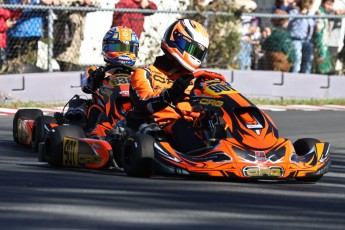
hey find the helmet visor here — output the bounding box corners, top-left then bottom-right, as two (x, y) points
(174, 32), (207, 61)
(104, 41), (139, 56)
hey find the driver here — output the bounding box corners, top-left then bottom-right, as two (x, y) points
(81, 26), (139, 132)
(130, 19), (210, 152)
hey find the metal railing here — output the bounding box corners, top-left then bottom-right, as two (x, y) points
(0, 4), (344, 75)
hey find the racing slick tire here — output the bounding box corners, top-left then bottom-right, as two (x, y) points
(121, 134), (155, 177)
(293, 138), (323, 182)
(13, 109), (43, 145)
(32, 115), (57, 152)
(44, 125), (85, 168)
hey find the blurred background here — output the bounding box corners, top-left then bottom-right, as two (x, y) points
(0, 0), (344, 76)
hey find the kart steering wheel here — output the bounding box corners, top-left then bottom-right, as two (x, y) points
(192, 70), (226, 85)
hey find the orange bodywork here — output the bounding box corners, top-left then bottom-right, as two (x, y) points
(62, 136), (112, 169)
(151, 75), (331, 180)
(17, 118), (35, 145)
(155, 137), (330, 179)
(17, 118), (58, 146)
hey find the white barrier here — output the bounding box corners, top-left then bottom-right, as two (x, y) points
(0, 70), (345, 104)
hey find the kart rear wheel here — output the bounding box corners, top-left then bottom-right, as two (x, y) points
(121, 134), (155, 177)
(13, 109), (43, 145)
(44, 125), (85, 168)
(32, 115), (57, 152)
(293, 138), (323, 182)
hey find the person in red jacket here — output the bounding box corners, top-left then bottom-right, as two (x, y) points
(111, 0), (157, 39)
(0, 5), (16, 69)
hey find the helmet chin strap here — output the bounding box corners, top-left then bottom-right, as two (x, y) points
(168, 66), (181, 75)
(163, 52), (191, 74)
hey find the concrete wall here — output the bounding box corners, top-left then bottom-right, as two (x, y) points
(0, 70), (344, 104)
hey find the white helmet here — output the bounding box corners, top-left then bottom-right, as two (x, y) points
(161, 19), (209, 72)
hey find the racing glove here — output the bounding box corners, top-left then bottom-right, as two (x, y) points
(163, 73), (194, 104)
(87, 66), (105, 91)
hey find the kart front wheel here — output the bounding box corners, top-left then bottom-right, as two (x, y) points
(293, 138), (320, 156)
(121, 134), (155, 177)
(32, 115), (57, 152)
(44, 125), (85, 168)
(13, 109), (43, 145)
(293, 138), (323, 182)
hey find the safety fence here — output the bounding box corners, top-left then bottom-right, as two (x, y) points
(0, 3), (344, 75)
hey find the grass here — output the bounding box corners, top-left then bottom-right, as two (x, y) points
(250, 98), (345, 106)
(0, 101), (66, 108)
(1, 98), (345, 108)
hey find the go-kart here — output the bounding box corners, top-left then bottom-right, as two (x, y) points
(12, 94), (89, 152)
(37, 65), (132, 169)
(119, 70), (331, 182)
(12, 64), (131, 161)
(39, 69), (330, 182)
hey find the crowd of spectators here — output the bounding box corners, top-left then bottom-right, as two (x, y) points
(0, 0), (344, 75)
(238, 0), (345, 75)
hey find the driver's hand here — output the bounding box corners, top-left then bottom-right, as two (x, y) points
(89, 66), (105, 80)
(165, 73), (193, 104)
(87, 66), (105, 90)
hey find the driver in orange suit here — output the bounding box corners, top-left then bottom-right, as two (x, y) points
(130, 19), (211, 152)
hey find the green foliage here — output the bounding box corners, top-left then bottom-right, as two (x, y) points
(0, 40), (42, 75)
(186, 0), (241, 69)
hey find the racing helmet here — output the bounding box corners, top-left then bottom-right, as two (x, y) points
(161, 19), (209, 72)
(102, 26), (139, 66)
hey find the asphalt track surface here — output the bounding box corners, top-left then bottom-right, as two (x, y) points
(0, 111), (344, 230)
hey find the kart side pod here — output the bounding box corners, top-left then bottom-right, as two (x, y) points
(40, 125), (113, 169)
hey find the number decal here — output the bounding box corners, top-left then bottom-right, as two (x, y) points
(109, 77), (131, 87)
(63, 138), (79, 167)
(205, 83), (234, 95)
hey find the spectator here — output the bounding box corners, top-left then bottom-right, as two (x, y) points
(288, 0), (316, 73)
(5, 0), (56, 68)
(111, 0), (157, 39)
(0, 2), (16, 70)
(272, 0), (296, 13)
(309, 0), (321, 13)
(53, 0), (98, 71)
(237, 16), (261, 70)
(313, 0), (334, 74)
(261, 9), (296, 72)
(338, 35), (345, 64)
(327, 0), (345, 73)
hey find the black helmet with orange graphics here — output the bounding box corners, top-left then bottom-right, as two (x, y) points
(161, 19), (209, 72)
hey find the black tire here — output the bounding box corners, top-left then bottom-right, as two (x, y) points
(32, 115), (57, 152)
(293, 138), (320, 156)
(293, 138), (323, 182)
(13, 109), (43, 145)
(44, 125), (85, 168)
(295, 174), (323, 183)
(121, 134), (155, 177)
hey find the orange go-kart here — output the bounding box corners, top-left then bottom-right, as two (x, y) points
(37, 65), (132, 169)
(39, 70), (330, 182)
(119, 70), (331, 182)
(12, 64), (131, 165)
(12, 94), (90, 153)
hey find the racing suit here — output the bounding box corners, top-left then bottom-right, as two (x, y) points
(81, 64), (133, 132)
(130, 55), (205, 152)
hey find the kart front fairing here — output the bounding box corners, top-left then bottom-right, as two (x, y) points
(153, 132), (330, 180)
(151, 78), (330, 180)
